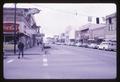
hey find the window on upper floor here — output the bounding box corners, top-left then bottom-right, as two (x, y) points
(109, 17), (112, 24)
(108, 17), (114, 31)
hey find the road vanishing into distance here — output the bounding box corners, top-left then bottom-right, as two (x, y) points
(4, 44), (116, 79)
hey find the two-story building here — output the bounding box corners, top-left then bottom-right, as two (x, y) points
(105, 13), (116, 41)
(78, 23), (106, 43)
(3, 8), (40, 49)
(75, 13), (116, 44)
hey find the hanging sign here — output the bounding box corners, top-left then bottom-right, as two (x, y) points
(3, 23), (19, 32)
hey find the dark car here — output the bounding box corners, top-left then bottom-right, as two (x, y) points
(43, 43), (51, 49)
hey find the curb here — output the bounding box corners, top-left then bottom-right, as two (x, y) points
(4, 53), (44, 56)
(4, 52), (45, 56)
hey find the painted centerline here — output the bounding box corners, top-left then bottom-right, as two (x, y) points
(43, 55), (48, 66)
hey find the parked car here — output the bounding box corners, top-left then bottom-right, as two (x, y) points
(81, 43), (89, 48)
(75, 42), (82, 47)
(88, 43), (98, 49)
(98, 41), (116, 51)
(43, 41), (51, 49)
(67, 42), (74, 46)
(70, 42), (76, 46)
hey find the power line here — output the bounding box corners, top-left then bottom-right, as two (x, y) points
(32, 4), (107, 23)
(33, 5), (106, 18)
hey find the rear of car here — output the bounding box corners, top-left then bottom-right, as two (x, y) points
(98, 42), (107, 50)
(44, 42), (51, 48)
(98, 41), (116, 51)
(108, 42), (116, 51)
(43, 39), (51, 48)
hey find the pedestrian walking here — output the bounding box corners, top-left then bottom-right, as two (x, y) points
(37, 42), (39, 46)
(18, 41), (24, 59)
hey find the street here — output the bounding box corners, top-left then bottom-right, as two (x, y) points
(3, 44), (116, 79)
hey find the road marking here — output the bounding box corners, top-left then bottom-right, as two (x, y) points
(7, 59), (14, 63)
(43, 55), (48, 66)
(43, 58), (48, 62)
(43, 62), (48, 66)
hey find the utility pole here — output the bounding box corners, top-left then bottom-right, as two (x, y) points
(14, 3), (16, 55)
(75, 10), (78, 43)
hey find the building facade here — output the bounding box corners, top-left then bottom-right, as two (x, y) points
(80, 28), (89, 43)
(3, 8), (40, 49)
(75, 30), (81, 42)
(53, 35), (59, 42)
(60, 33), (66, 43)
(75, 13), (116, 44)
(78, 23), (106, 43)
(105, 13), (116, 41)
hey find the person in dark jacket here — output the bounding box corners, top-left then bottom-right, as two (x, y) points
(37, 42), (39, 46)
(18, 41), (24, 59)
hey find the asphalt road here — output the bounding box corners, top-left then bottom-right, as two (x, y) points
(3, 44), (116, 79)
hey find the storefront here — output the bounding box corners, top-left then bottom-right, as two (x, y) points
(3, 8), (40, 50)
(3, 23), (19, 43)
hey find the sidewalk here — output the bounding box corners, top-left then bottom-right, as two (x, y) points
(4, 45), (45, 56)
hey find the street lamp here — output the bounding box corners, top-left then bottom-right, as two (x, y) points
(14, 3), (16, 55)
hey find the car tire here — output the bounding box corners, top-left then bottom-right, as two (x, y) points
(103, 47), (105, 50)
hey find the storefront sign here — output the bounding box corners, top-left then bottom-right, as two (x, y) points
(3, 23), (19, 32)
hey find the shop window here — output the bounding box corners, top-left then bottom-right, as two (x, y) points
(4, 35), (14, 42)
(4, 35), (19, 44)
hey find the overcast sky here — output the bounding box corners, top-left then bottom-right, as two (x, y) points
(3, 3), (116, 38)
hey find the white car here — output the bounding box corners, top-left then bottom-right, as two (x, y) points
(98, 41), (116, 51)
(69, 42), (75, 46)
(75, 42), (82, 47)
(88, 43), (98, 49)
